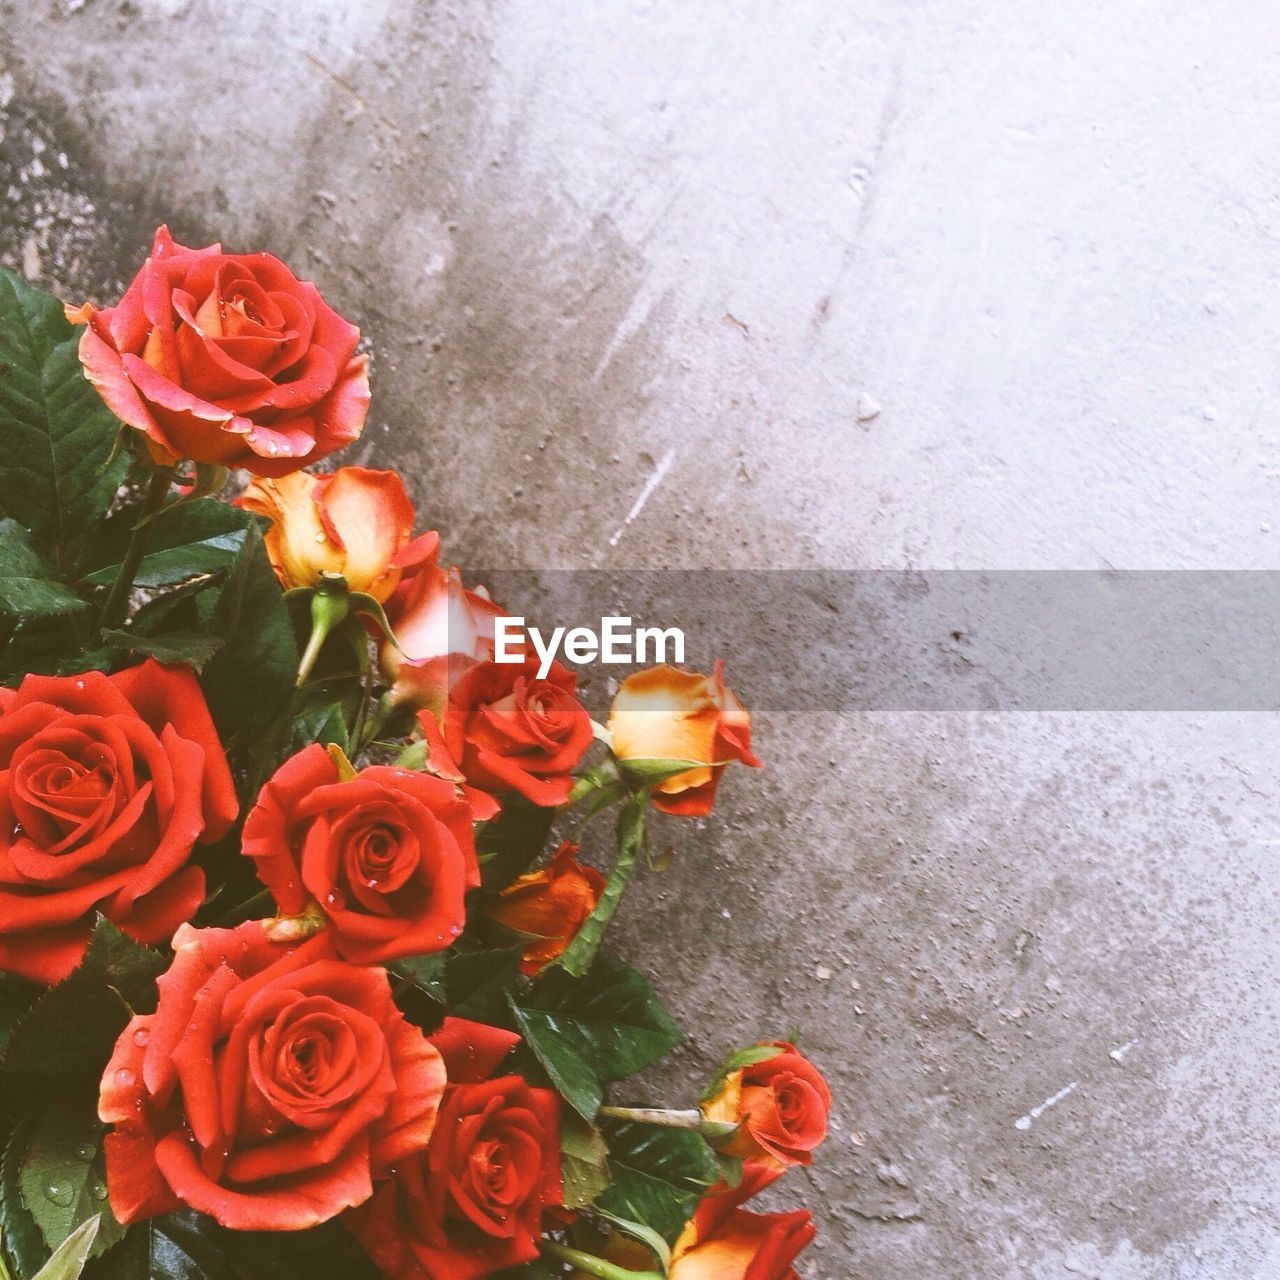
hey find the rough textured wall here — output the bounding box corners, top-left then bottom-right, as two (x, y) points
(2, 3), (1278, 1277)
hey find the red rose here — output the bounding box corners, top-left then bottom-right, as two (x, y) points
(242, 744), (481, 964)
(99, 921), (446, 1231)
(66, 225), (369, 475)
(347, 1017), (562, 1280)
(420, 657), (593, 807)
(0, 660), (237, 984)
(701, 1043), (831, 1169)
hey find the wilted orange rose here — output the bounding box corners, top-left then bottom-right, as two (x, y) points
(487, 842), (605, 974)
(607, 661), (760, 815)
(668, 1175), (815, 1280)
(381, 562), (505, 712)
(701, 1043), (830, 1169)
(237, 467), (438, 602)
(67, 226), (369, 475)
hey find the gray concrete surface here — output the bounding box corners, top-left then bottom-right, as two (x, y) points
(3, 2), (1279, 1276)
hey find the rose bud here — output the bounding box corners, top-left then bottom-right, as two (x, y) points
(99, 922), (446, 1231)
(668, 1175), (816, 1280)
(237, 467), (439, 602)
(381, 561), (505, 713)
(0, 660), (237, 984)
(345, 1016), (562, 1280)
(701, 1043), (831, 1169)
(419, 655), (594, 808)
(607, 661), (760, 816)
(486, 842), (605, 974)
(242, 743), (481, 964)
(66, 225), (369, 475)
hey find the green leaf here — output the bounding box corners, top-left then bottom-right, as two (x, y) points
(18, 1102), (124, 1259)
(554, 793), (647, 978)
(588, 1208), (671, 1272)
(2, 918), (165, 1079)
(31, 1214), (100, 1280)
(509, 953), (680, 1121)
(0, 269), (129, 542)
(0, 973), (38, 1058)
(0, 519), (89, 619)
(701, 1044), (786, 1103)
(596, 1120), (719, 1244)
(100, 629), (224, 671)
(446, 947), (524, 1024)
(388, 953), (447, 1005)
(81, 502), (254, 589)
(199, 520), (298, 743)
(560, 1111), (610, 1210)
(477, 795), (557, 892)
(2, 1118), (48, 1278)
(614, 758), (704, 784)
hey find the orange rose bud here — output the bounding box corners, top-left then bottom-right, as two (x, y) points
(669, 1185), (815, 1280)
(607, 661), (760, 816)
(701, 1042), (831, 1169)
(237, 466), (437, 603)
(487, 842), (605, 974)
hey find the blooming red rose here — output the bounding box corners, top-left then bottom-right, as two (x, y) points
(0, 660), (237, 983)
(486, 842), (604, 975)
(668, 1166), (815, 1280)
(608, 662), (760, 816)
(99, 921), (445, 1232)
(346, 1017), (561, 1280)
(66, 225), (369, 475)
(419, 656), (593, 808)
(701, 1043), (831, 1169)
(242, 744), (481, 964)
(381, 562), (505, 712)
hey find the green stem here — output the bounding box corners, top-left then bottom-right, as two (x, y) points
(540, 1242), (662, 1280)
(96, 467), (172, 634)
(597, 1105), (704, 1130)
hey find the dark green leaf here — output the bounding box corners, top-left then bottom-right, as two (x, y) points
(478, 796), (557, 892)
(2, 1117), (49, 1278)
(18, 1100), (124, 1258)
(596, 1119), (719, 1243)
(199, 520), (298, 743)
(0, 269), (129, 542)
(0, 972), (39, 1057)
(0, 519), (89, 619)
(81, 502), (254, 589)
(2, 918), (166, 1079)
(510, 953), (680, 1121)
(389, 952), (447, 1005)
(446, 946), (524, 1024)
(100, 628), (224, 670)
(554, 794), (647, 977)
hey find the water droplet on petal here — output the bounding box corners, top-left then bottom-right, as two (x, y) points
(74, 679), (85, 690)
(448, 923), (461, 936)
(133, 1027), (151, 1047)
(115, 1067), (136, 1087)
(314, 531), (327, 543)
(325, 890), (346, 910)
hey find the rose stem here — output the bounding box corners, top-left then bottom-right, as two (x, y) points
(96, 466), (173, 635)
(540, 1242), (664, 1280)
(596, 1105), (704, 1130)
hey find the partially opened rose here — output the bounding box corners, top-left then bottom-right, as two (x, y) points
(0, 660), (237, 983)
(608, 661), (760, 816)
(487, 841), (604, 974)
(346, 1017), (561, 1280)
(420, 655), (593, 807)
(66, 225), (369, 474)
(243, 744), (481, 964)
(99, 922), (445, 1231)
(237, 467), (438, 601)
(381, 562), (505, 712)
(668, 1172), (815, 1280)
(701, 1042), (831, 1169)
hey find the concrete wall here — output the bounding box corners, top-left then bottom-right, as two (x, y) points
(2, 2), (1278, 1276)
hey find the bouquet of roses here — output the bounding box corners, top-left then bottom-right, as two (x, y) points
(0, 228), (829, 1280)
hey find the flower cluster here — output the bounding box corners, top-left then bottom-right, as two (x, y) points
(0, 229), (826, 1280)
